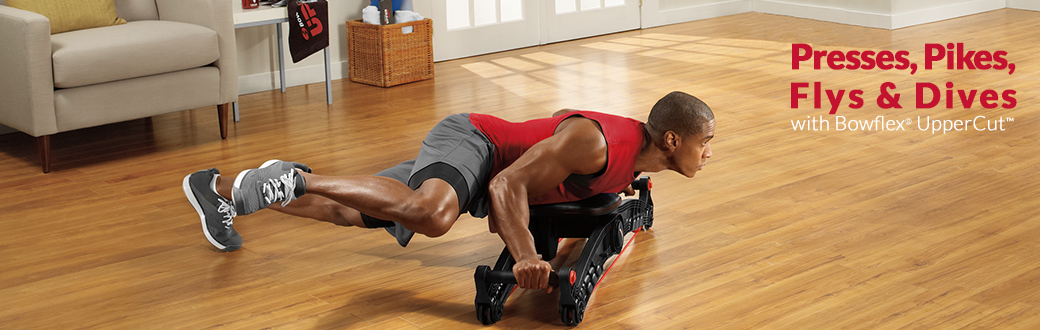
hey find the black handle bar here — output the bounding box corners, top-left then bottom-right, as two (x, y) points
(484, 269), (574, 288)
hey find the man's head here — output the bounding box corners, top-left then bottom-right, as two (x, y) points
(646, 91), (715, 177)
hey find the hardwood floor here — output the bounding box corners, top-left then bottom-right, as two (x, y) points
(1, 9), (1039, 329)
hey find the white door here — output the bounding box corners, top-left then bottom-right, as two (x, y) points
(421, 0), (541, 61)
(640, 0), (751, 28)
(540, 0), (641, 44)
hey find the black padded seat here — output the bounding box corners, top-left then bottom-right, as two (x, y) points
(529, 193), (621, 216)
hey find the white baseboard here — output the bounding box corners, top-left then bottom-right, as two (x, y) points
(753, 0), (1008, 30)
(643, 0), (752, 29)
(753, 0), (892, 29)
(238, 60), (348, 95)
(891, 0), (1006, 29)
(1007, 0), (1040, 11)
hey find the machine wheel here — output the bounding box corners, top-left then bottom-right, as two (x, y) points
(610, 220), (625, 254)
(477, 303), (503, 325)
(560, 305), (585, 326)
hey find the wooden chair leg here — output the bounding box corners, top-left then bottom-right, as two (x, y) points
(217, 103), (229, 139)
(37, 135), (51, 173)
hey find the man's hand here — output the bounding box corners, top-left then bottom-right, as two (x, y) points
(621, 185), (636, 197)
(513, 257), (553, 293)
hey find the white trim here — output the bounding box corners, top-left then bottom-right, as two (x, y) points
(238, 61), (346, 95)
(1007, 0), (1040, 11)
(752, 0), (892, 29)
(891, 0), (1006, 29)
(642, 0), (752, 29)
(751, 0), (1009, 30)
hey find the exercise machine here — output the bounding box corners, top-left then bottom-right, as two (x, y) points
(473, 177), (654, 326)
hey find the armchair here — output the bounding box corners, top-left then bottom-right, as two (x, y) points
(0, 0), (238, 172)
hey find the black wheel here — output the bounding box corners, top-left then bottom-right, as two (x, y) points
(610, 220), (624, 254)
(560, 305), (584, 326)
(477, 303), (502, 325)
(561, 306), (577, 326)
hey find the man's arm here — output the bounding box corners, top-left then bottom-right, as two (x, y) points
(487, 117), (607, 290)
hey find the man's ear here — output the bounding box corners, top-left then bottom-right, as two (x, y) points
(664, 130), (681, 151)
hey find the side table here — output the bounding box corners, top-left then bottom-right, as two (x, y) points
(232, 3), (333, 121)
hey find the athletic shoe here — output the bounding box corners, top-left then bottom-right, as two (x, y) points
(232, 159), (310, 215)
(183, 168), (242, 252)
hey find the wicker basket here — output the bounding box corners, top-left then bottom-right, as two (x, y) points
(347, 19), (434, 87)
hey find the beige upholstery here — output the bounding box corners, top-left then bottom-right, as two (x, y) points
(114, 0), (159, 21)
(0, 0), (237, 172)
(52, 21), (219, 88)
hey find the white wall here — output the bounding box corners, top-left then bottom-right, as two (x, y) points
(659, 0), (749, 11)
(643, 0), (753, 28)
(891, 0), (1006, 28)
(753, 0), (892, 28)
(768, 0), (891, 14)
(232, 0), (1038, 95)
(1008, 0), (1040, 10)
(752, 0), (1019, 29)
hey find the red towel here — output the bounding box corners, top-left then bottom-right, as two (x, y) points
(288, 0), (329, 63)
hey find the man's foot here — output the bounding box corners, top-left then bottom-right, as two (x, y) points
(232, 160), (310, 215)
(183, 168), (242, 252)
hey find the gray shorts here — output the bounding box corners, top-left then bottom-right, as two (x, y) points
(374, 113), (495, 218)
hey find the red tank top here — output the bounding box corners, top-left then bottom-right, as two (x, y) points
(469, 111), (645, 205)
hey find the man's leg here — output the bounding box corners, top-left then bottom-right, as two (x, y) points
(213, 168), (461, 238)
(186, 114), (488, 251)
(299, 174), (461, 237)
(213, 173), (365, 227)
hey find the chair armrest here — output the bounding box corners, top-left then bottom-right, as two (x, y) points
(155, 0), (238, 104)
(0, 6), (57, 136)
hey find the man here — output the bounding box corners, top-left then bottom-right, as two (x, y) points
(183, 91), (714, 291)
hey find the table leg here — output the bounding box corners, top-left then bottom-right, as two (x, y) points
(324, 48), (332, 105)
(276, 23), (286, 93)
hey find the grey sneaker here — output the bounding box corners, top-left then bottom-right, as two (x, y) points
(183, 168), (242, 252)
(232, 160), (310, 215)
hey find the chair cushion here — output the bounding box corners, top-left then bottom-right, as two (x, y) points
(7, 0), (126, 34)
(51, 20), (219, 89)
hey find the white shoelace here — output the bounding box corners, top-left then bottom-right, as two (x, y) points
(262, 172), (297, 207)
(217, 198), (237, 229)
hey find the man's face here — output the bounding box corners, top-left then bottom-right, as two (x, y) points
(674, 120), (714, 178)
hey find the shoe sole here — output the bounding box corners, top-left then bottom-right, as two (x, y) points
(183, 172), (234, 252)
